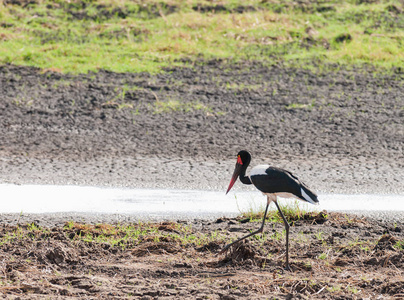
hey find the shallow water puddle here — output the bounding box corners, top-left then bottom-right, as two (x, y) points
(0, 184), (403, 216)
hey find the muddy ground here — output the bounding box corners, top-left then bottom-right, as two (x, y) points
(0, 213), (403, 299)
(0, 60), (404, 299)
(0, 62), (403, 193)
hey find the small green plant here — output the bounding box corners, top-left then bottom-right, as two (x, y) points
(328, 285), (342, 293)
(394, 240), (404, 250)
(27, 222), (40, 232)
(344, 214), (354, 224)
(347, 285), (359, 294)
(285, 100), (316, 110)
(0, 227), (25, 245)
(318, 252), (327, 260)
(153, 99), (212, 114)
(270, 230), (285, 241)
(64, 221), (75, 230)
(315, 231), (324, 241)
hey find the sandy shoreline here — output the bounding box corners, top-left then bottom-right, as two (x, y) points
(1, 154), (404, 226)
(1, 155), (403, 193)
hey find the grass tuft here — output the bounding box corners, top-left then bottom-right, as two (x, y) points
(240, 199), (321, 224)
(153, 99), (212, 114)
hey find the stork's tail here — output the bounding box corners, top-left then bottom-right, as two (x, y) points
(299, 184), (319, 205)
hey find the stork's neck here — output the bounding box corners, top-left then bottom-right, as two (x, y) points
(239, 160), (252, 185)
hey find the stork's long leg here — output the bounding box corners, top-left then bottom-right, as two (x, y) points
(220, 195), (273, 254)
(274, 200), (291, 271)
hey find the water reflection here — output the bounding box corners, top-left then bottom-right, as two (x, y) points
(0, 184), (403, 215)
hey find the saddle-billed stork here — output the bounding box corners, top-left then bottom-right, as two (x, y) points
(222, 150), (319, 271)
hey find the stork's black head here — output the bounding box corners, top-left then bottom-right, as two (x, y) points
(226, 150), (251, 194)
(237, 150), (251, 166)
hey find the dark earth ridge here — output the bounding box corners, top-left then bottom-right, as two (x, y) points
(1, 61), (403, 193)
(1, 62), (402, 160)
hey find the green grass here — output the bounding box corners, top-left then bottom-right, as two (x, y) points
(1, 0), (404, 74)
(318, 252), (328, 260)
(394, 240), (404, 250)
(239, 199), (317, 224)
(0, 221), (226, 249)
(153, 99), (212, 114)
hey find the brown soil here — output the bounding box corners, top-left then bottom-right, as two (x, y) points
(0, 213), (403, 299)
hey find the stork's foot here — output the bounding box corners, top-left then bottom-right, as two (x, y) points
(218, 243), (232, 255)
(284, 263), (292, 272)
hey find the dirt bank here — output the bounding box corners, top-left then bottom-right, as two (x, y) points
(0, 62), (403, 193)
(0, 213), (403, 299)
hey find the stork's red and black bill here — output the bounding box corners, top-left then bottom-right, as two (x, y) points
(226, 155), (243, 194)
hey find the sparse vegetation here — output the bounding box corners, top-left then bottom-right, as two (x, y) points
(394, 240), (404, 250)
(0, 221), (227, 249)
(0, 213), (403, 298)
(153, 99), (212, 114)
(286, 100), (316, 110)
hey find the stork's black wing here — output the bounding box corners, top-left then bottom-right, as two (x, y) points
(251, 167), (318, 204)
